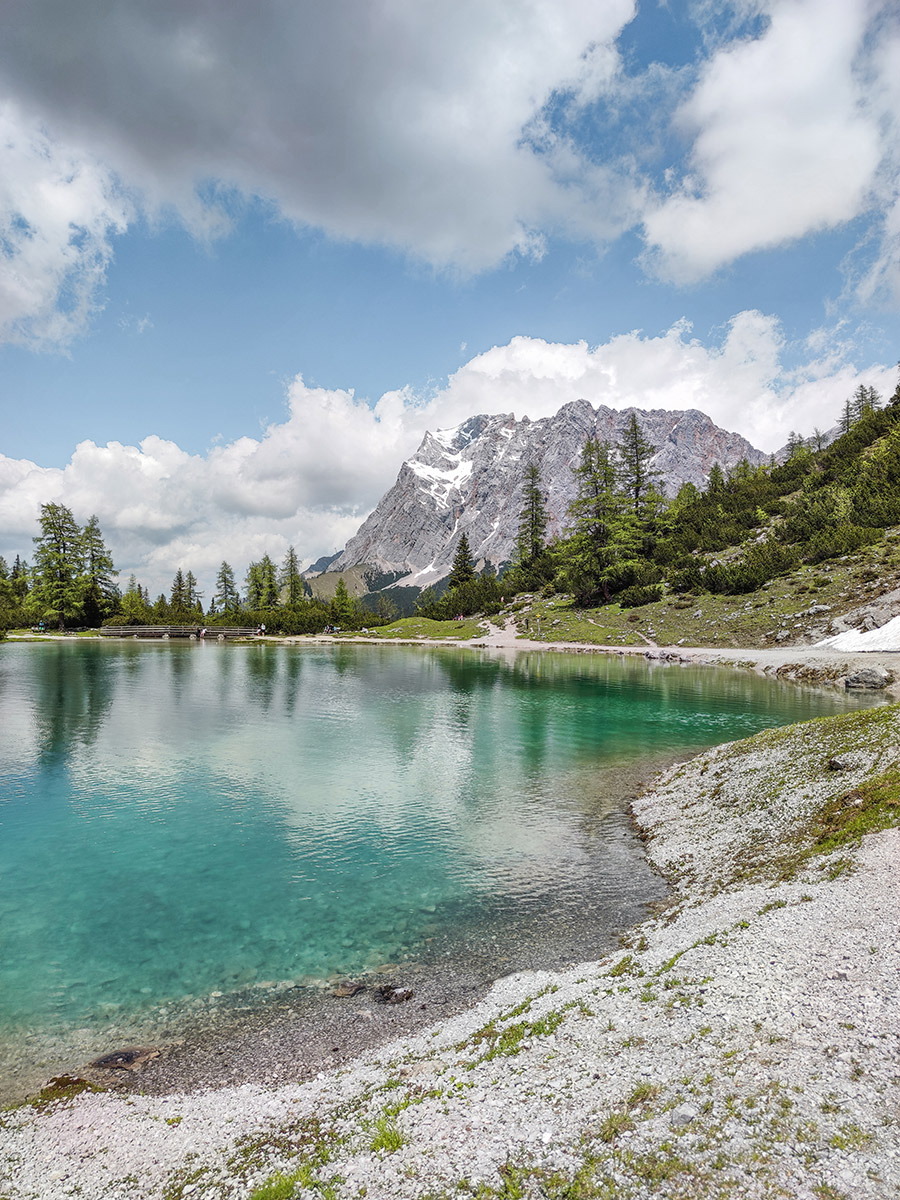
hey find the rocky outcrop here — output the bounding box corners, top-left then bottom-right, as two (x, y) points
(330, 400), (765, 587)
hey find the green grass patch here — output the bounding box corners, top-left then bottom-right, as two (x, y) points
(811, 768), (900, 854)
(2, 1075), (106, 1114)
(247, 1171), (302, 1200)
(369, 1114), (407, 1153)
(459, 1007), (568, 1065)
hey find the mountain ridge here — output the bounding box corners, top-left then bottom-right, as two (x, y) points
(329, 399), (766, 588)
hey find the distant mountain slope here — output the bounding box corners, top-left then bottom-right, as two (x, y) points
(329, 399), (765, 588)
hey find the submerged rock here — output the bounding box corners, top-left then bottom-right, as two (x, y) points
(374, 984), (414, 1005)
(89, 1046), (159, 1072)
(331, 981), (366, 998)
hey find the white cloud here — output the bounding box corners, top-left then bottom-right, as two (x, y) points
(0, 105), (131, 347)
(643, 0), (891, 280)
(0, 0), (640, 345)
(1, 0), (898, 345)
(1, 318), (894, 594)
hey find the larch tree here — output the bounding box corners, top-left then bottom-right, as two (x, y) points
(280, 545), (304, 604)
(246, 555), (279, 609)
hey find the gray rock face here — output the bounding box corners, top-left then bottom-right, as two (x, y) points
(331, 400), (766, 586)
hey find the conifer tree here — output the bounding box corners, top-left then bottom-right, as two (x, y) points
(516, 463), (548, 566)
(185, 570), (202, 612)
(331, 577), (355, 626)
(560, 438), (632, 604)
(119, 575), (149, 623)
(170, 568), (187, 610)
(617, 414), (660, 516)
(447, 533), (476, 589)
(851, 383), (881, 421)
(214, 561), (240, 612)
(246, 555), (279, 609)
(706, 462), (726, 493)
(32, 502), (85, 629)
(280, 545), (304, 604)
(76, 514), (117, 626)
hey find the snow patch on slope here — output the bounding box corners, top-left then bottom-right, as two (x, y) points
(816, 614), (900, 652)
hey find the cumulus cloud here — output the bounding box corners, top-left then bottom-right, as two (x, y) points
(1, 319), (894, 594)
(645, 0), (900, 289)
(643, 0), (888, 280)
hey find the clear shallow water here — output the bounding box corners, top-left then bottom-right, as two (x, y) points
(0, 641), (878, 1082)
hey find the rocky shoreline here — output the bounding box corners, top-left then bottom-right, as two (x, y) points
(2, 688), (898, 1199)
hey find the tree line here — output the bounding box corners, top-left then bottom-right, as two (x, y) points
(0, 518), (392, 634)
(3, 377), (899, 634)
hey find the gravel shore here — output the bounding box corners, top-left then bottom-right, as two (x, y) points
(2, 692), (898, 1199)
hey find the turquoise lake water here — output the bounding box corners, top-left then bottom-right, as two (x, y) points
(0, 640), (878, 1086)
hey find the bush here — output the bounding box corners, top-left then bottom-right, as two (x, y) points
(618, 584), (663, 608)
(804, 526), (882, 564)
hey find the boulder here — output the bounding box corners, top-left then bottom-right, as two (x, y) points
(845, 667), (892, 690)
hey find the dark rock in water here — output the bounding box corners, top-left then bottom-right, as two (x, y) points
(331, 981), (366, 998)
(845, 667), (892, 690)
(374, 984), (413, 1005)
(89, 1046), (159, 1072)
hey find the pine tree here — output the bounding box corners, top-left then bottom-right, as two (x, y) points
(80, 514), (117, 625)
(560, 438), (632, 604)
(280, 545), (304, 604)
(516, 463), (548, 566)
(447, 533), (476, 589)
(617, 414), (660, 516)
(170, 568), (187, 610)
(214, 561), (240, 612)
(32, 502), (86, 630)
(331, 577), (355, 627)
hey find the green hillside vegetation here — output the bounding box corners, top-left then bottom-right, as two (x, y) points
(505, 532), (900, 649)
(410, 380), (900, 629)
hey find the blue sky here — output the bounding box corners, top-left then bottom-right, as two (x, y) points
(1, 0), (898, 592)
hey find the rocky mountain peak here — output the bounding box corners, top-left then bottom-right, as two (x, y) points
(328, 400), (765, 588)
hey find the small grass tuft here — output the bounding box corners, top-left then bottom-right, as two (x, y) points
(369, 1115), (407, 1154)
